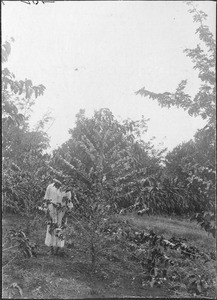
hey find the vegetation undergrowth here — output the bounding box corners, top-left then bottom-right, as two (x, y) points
(2, 212), (216, 299)
(119, 213), (216, 253)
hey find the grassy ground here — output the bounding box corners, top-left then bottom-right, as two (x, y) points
(2, 212), (216, 299)
(119, 212), (216, 254)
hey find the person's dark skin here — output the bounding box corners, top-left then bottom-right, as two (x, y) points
(53, 182), (61, 190)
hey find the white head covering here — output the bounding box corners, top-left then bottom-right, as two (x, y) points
(53, 179), (62, 185)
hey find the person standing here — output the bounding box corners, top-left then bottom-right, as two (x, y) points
(43, 179), (73, 255)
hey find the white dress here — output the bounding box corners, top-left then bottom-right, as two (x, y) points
(44, 184), (73, 248)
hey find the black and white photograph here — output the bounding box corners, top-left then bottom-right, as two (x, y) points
(2, 0), (216, 298)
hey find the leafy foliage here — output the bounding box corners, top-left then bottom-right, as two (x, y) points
(48, 108), (163, 266)
(3, 228), (38, 274)
(2, 39), (46, 127)
(48, 106), (215, 273)
(53, 108), (162, 207)
(5, 229), (38, 258)
(190, 211), (215, 238)
(136, 2), (216, 127)
(135, 2), (216, 233)
(135, 2), (216, 162)
(2, 39), (52, 234)
(64, 213), (215, 296)
(105, 218), (215, 294)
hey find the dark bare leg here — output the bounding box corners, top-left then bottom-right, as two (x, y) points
(55, 247), (60, 255)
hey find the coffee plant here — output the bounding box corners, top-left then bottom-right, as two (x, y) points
(190, 211), (215, 238)
(96, 217), (215, 295)
(3, 229), (38, 271)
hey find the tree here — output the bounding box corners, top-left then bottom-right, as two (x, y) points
(2, 38), (48, 160)
(135, 2), (216, 168)
(135, 2), (215, 231)
(2, 38), (46, 128)
(2, 39), (52, 234)
(136, 2), (216, 173)
(136, 2), (215, 130)
(49, 108), (162, 266)
(52, 108), (163, 210)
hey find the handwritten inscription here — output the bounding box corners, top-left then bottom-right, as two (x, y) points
(21, 1), (55, 4)
(1, 1), (55, 5)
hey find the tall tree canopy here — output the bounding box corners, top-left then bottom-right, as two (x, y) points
(135, 2), (215, 222)
(50, 108), (163, 213)
(136, 2), (216, 133)
(2, 39), (51, 215)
